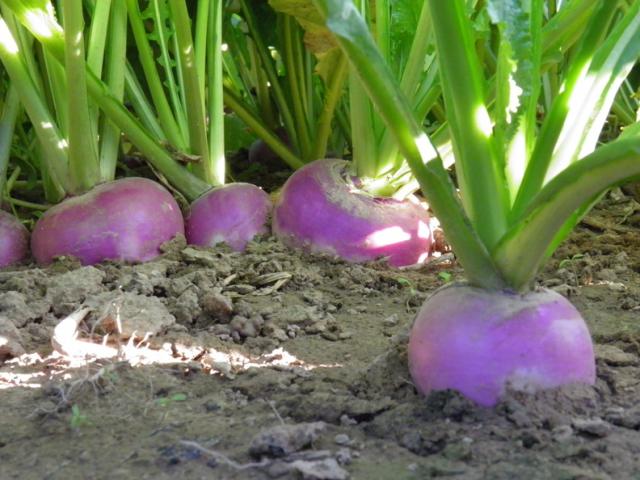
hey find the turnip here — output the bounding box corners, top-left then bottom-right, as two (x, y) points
(31, 178), (184, 265)
(0, 210), (29, 267)
(316, 0), (640, 406)
(408, 284), (595, 406)
(273, 159), (431, 266)
(186, 183), (272, 251)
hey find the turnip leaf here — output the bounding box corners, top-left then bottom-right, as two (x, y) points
(489, 0), (542, 200)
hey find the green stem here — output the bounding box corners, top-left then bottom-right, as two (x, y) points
(0, 85), (19, 195)
(428, 0), (509, 249)
(125, 0), (185, 150)
(123, 65), (165, 140)
(311, 52), (348, 160)
(349, 68), (378, 177)
(154, 0), (188, 140)
(223, 87), (305, 170)
(85, 0), (111, 133)
(249, 43), (277, 127)
(240, 1), (297, 143)
(374, 0), (390, 63)
(494, 136), (640, 291)
(63, 0), (100, 193)
(170, 0), (213, 184)
(194, 0), (210, 101)
(207, 0), (225, 185)
(0, 16), (69, 195)
(3, 195), (50, 210)
(283, 15), (312, 160)
(98, 0), (127, 182)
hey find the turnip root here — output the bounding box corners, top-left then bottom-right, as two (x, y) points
(31, 178), (184, 265)
(273, 159), (432, 267)
(408, 283), (596, 407)
(0, 210), (29, 267)
(185, 183), (272, 251)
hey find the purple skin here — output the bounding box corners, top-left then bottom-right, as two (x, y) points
(408, 283), (596, 407)
(0, 210), (29, 267)
(273, 158), (432, 267)
(185, 183), (272, 251)
(31, 177), (184, 265)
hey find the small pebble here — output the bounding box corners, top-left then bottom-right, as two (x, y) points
(321, 332), (339, 341)
(383, 314), (399, 326)
(552, 425), (573, 443)
(340, 415), (357, 426)
(334, 434), (351, 446)
(572, 417), (611, 438)
(335, 448), (352, 465)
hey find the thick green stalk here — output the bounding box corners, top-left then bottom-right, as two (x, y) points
(311, 52), (348, 160)
(0, 84), (19, 195)
(374, 0), (390, 63)
(85, 0), (111, 132)
(153, 0), (188, 139)
(494, 137), (640, 291)
(283, 15), (312, 159)
(98, 0), (127, 181)
(63, 0), (100, 193)
(427, 0), (509, 249)
(0, 16), (69, 194)
(313, 0), (506, 289)
(194, 0), (210, 101)
(206, 0), (225, 186)
(170, 0), (214, 184)
(86, 0), (111, 73)
(349, 0), (380, 178)
(349, 68), (378, 177)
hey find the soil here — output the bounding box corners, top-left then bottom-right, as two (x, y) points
(0, 188), (639, 480)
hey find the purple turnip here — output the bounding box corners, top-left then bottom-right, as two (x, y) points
(408, 283), (596, 407)
(273, 158), (432, 267)
(185, 183), (272, 251)
(31, 177), (184, 265)
(0, 210), (29, 267)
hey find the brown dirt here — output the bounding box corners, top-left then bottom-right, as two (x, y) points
(0, 188), (639, 480)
